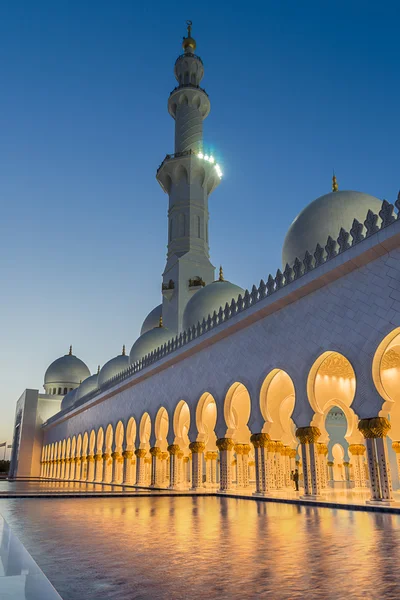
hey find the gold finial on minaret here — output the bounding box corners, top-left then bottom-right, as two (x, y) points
(219, 265), (224, 282)
(332, 171), (339, 192)
(97, 365), (100, 374)
(182, 20), (196, 51)
(68, 345), (72, 355)
(122, 344), (126, 356)
(159, 316), (163, 327)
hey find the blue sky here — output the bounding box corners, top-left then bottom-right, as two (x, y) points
(1, 1), (399, 447)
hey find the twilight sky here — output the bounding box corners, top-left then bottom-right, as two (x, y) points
(1, 1), (399, 449)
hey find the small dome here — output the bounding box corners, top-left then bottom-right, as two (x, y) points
(74, 373), (99, 403)
(130, 325), (172, 364)
(44, 348), (90, 387)
(140, 304), (162, 335)
(282, 190), (382, 268)
(60, 388), (77, 412)
(182, 278), (245, 331)
(98, 348), (130, 387)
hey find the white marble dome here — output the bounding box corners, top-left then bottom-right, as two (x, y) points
(98, 348), (130, 387)
(44, 349), (90, 388)
(60, 388), (77, 412)
(141, 304), (162, 335)
(282, 190), (382, 268)
(74, 373), (99, 402)
(182, 279), (245, 331)
(130, 325), (172, 364)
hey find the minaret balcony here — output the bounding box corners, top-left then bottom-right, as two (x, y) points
(175, 52), (203, 66)
(169, 84), (208, 99)
(156, 150), (222, 195)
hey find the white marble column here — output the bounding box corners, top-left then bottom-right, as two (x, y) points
(391, 442), (400, 485)
(234, 444), (244, 488)
(359, 417), (394, 504)
(135, 449), (147, 486)
(242, 444), (250, 488)
(94, 454), (103, 482)
(102, 453), (111, 483)
(216, 438), (235, 492)
(111, 452), (121, 484)
(168, 445), (181, 489)
(122, 451), (134, 484)
(150, 447), (161, 486)
(296, 427), (322, 499)
(190, 442), (205, 490)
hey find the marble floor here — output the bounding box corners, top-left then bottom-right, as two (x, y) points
(0, 512), (61, 599)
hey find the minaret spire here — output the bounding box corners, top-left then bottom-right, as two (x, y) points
(332, 171), (339, 192)
(156, 23), (221, 334)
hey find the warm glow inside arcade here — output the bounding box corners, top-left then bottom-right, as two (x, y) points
(39, 328), (400, 504)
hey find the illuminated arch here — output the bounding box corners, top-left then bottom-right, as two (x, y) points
(196, 392), (217, 448)
(224, 382), (251, 442)
(155, 407), (169, 450)
(260, 369), (296, 446)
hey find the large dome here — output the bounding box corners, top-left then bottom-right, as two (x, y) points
(182, 279), (245, 331)
(74, 373), (99, 403)
(60, 388), (77, 412)
(98, 348), (130, 387)
(130, 325), (172, 364)
(282, 190), (382, 268)
(141, 304), (162, 335)
(44, 348), (90, 387)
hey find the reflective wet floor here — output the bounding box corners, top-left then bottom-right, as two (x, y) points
(1, 496), (400, 600)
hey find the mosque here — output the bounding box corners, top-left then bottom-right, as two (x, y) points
(9, 24), (400, 505)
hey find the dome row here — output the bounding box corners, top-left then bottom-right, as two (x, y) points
(52, 185), (382, 413)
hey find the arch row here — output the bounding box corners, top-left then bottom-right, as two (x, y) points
(40, 329), (400, 504)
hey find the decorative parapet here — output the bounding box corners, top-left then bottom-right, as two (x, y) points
(45, 195), (400, 425)
(175, 52), (203, 66)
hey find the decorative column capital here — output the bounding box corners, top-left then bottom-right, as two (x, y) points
(144, 457), (152, 464)
(296, 426), (321, 444)
(327, 461), (334, 467)
(317, 443), (329, 455)
(289, 449), (297, 459)
(358, 417), (391, 439)
(161, 452), (169, 460)
(242, 444), (251, 455)
(216, 438), (235, 451)
(102, 453), (111, 460)
(348, 444), (366, 456)
(392, 441), (400, 454)
(343, 461), (350, 467)
(177, 451), (184, 459)
(267, 440), (277, 452)
(275, 441), (284, 453)
(94, 454), (102, 461)
(234, 444), (244, 455)
(122, 450), (133, 459)
(135, 449), (147, 458)
(111, 452), (121, 460)
(167, 444), (180, 455)
(87, 455), (95, 463)
(183, 456), (190, 463)
(189, 441), (205, 454)
(150, 446), (162, 457)
(250, 432), (270, 448)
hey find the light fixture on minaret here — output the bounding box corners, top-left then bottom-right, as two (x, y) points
(156, 22), (222, 334)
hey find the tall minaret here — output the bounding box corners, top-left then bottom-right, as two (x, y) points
(156, 22), (222, 334)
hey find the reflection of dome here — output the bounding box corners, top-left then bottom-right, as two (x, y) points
(282, 190), (382, 268)
(74, 373), (98, 402)
(98, 347), (130, 387)
(44, 347), (90, 390)
(61, 388), (77, 411)
(141, 304), (162, 335)
(130, 325), (172, 364)
(182, 276), (244, 331)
